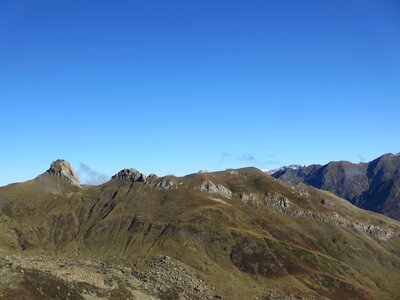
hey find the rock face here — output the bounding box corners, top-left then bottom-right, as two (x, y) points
(112, 169), (146, 182)
(46, 159), (80, 186)
(199, 181), (232, 198)
(156, 179), (177, 190)
(148, 173), (159, 179)
(272, 153), (400, 220)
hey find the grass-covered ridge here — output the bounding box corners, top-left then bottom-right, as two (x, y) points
(1, 165), (400, 299)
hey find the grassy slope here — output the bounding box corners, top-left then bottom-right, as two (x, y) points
(1, 168), (400, 299)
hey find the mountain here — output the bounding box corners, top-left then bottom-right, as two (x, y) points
(271, 153), (400, 221)
(265, 165), (305, 175)
(1, 160), (400, 299)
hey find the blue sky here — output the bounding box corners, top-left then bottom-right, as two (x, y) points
(1, 0), (400, 185)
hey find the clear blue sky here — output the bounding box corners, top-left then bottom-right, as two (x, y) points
(1, 0), (400, 185)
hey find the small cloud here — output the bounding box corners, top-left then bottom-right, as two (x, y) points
(357, 155), (366, 163)
(220, 152), (233, 163)
(259, 159), (281, 166)
(237, 154), (256, 162)
(79, 163), (109, 185)
(219, 152), (281, 168)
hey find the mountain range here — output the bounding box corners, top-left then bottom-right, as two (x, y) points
(271, 153), (400, 221)
(0, 159), (400, 299)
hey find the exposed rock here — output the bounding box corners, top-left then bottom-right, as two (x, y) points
(208, 197), (230, 205)
(278, 197), (290, 208)
(264, 193), (290, 208)
(284, 204), (392, 240)
(112, 169), (146, 182)
(239, 193), (258, 201)
(297, 188), (309, 196)
(148, 173), (159, 179)
(46, 159), (80, 186)
(226, 169), (239, 175)
(321, 198), (334, 206)
(239, 192), (393, 241)
(239, 192), (291, 208)
(352, 223), (393, 240)
(199, 181), (232, 198)
(156, 179), (177, 190)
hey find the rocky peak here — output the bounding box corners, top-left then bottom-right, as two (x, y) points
(112, 168), (147, 182)
(46, 159), (80, 186)
(148, 173), (159, 179)
(266, 164), (305, 175)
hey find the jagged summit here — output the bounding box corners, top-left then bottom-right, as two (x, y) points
(112, 168), (147, 182)
(46, 159), (80, 186)
(265, 164), (305, 175)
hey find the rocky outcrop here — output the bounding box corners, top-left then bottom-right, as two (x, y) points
(240, 192), (291, 208)
(239, 193), (258, 201)
(155, 179), (178, 190)
(46, 160), (80, 186)
(148, 173), (159, 179)
(226, 169), (239, 175)
(112, 169), (146, 182)
(321, 198), (335, 207)
(199, 181), (232, 199)
(297, 188), (309, 196)
(239, 191), (393, 241)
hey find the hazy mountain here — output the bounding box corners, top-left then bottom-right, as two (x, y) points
(1, 160), (400, 299)
(271, 153), (400, 221)
(265, 165), (305, 175)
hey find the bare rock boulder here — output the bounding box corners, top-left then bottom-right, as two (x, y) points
(112, 168), (147, 182)
(47, 159), (80, 186)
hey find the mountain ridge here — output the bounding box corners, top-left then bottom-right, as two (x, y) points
(271, 153), (400, 221)
(1, 160), (400, 299)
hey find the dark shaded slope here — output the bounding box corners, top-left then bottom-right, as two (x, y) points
(272, 153), (400, 220)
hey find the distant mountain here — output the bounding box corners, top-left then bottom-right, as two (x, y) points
(1, 160), (400, 298)
(271, 153), (400, 220)
(265, 164), (305, 175)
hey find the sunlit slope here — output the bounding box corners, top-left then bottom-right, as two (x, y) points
(1, 167), (400, 299)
